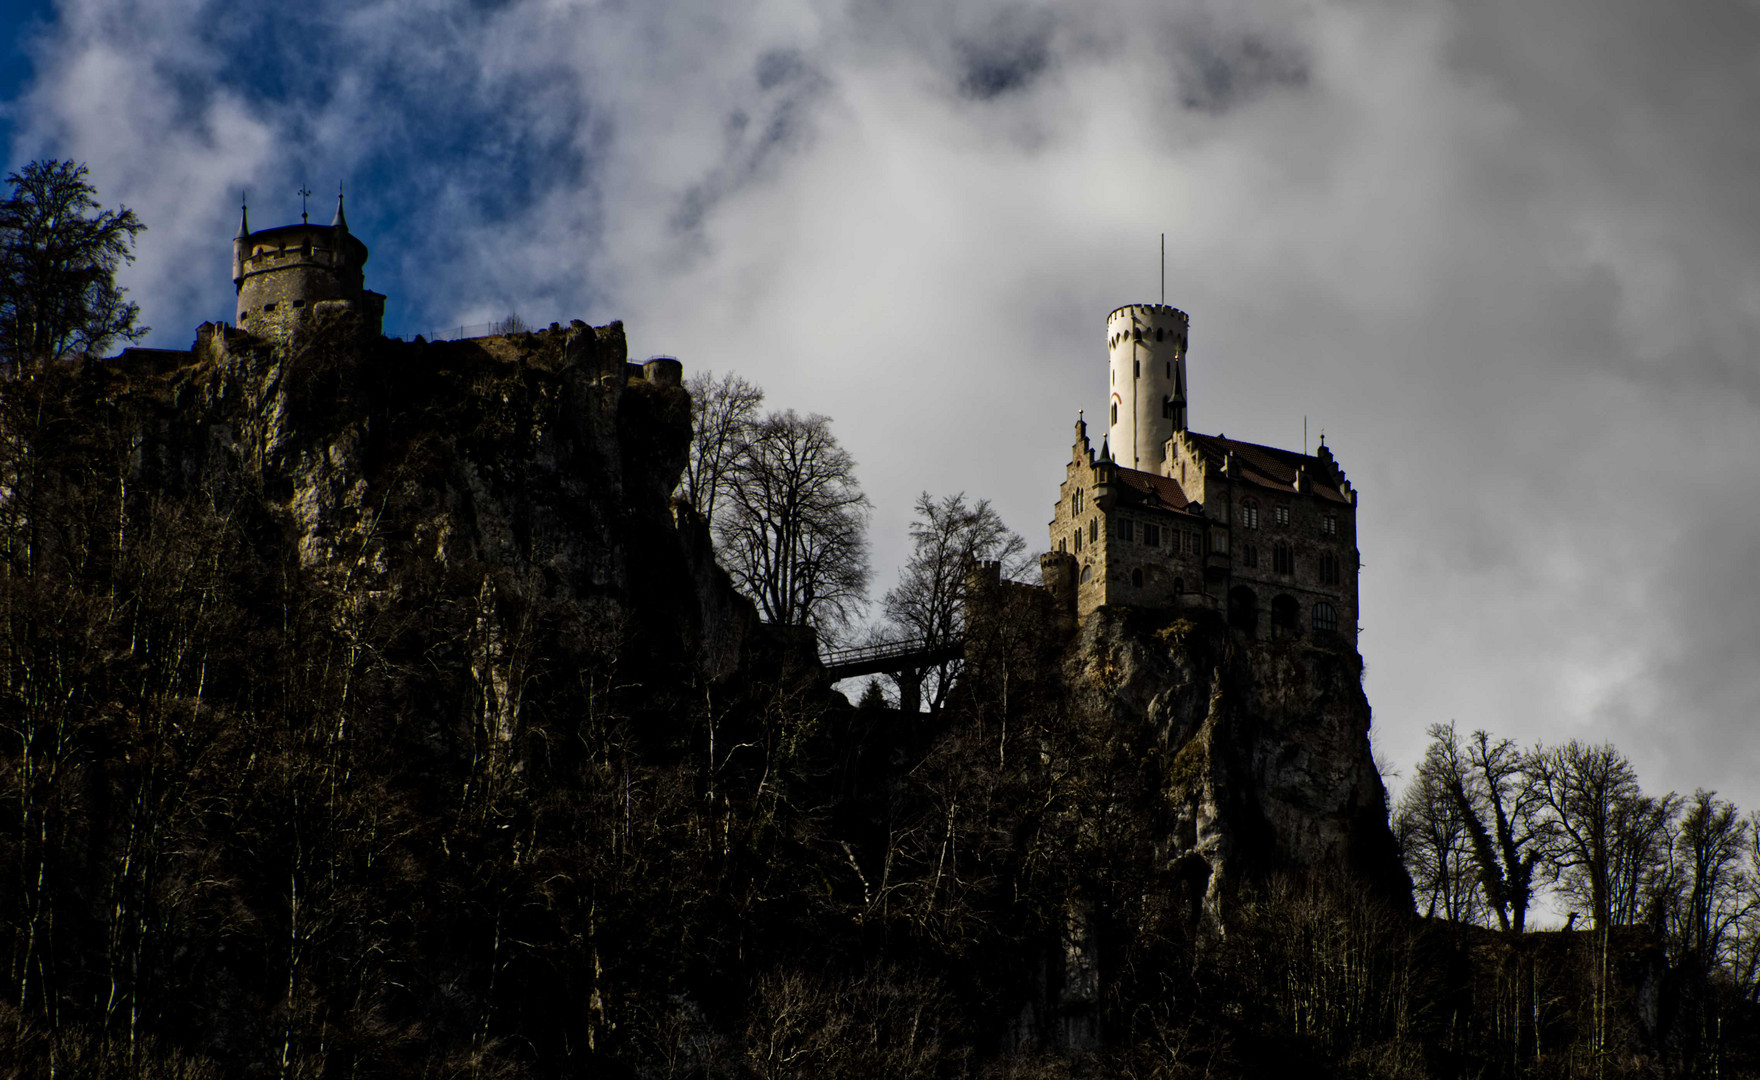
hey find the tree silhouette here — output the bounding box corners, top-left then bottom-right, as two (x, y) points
(0, 161), (146, 371)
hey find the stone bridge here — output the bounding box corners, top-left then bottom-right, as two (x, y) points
(821, 635), (964, 713)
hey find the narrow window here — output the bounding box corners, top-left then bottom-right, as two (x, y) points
(1242, 500), (1259, 529)
(1243, 543), (1258, 568)
(1166, 361), (1171, 378)
(1074, 530), (1082, 553)
(1156, 328), (1164, 342)
(1134, 359), (1140, 378)
(1110, 403), (1118, 425)
(1319, 552), (1339, 585)
(1143, 524), (1160, 547)
(1311, 602), (1338, 633)
(1275, 505), (1291, 527)
(1210, 531), (1228, 555)
(1120, 519), (1134, 541)
(1274, 542), (1294, 575)
(1089, 518), (1098, 544)
(1323, 514), (1338, 537)
(1131, 568), (1144, 587)
(1074, 489), (1083, 514)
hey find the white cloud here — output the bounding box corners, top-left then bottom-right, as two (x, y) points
(7, 0), (1760, 817)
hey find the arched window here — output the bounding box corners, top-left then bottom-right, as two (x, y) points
(1080, 564), (1093, 584)
(1274, 505), (1291, 527)
(1311, 601), (1338, 633)
(1155, 327), (1164, 342)
(1273, 542), (1294, 574)
(1271, 594), (1299, 636)
(1243, 543), (1258, 569)
(1089, 518), (1098, 544)
(1319, 552), (1340, 585)
(1074, 489), (1083, 514)
(1074, 530), (1082, 553)
(1241, 499), (1259, 529)
(1131, 568), (1143, 588)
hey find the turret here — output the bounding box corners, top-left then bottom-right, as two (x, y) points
(233, 187), (384, 338)
(1105, 303), (1189, 471)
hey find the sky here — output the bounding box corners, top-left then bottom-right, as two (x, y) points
(5, 0), (1760, 854)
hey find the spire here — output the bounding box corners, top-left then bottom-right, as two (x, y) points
(1100, 436), (1111, 462)
(332, 182), (349, 231)
(235, 193), (249, 240)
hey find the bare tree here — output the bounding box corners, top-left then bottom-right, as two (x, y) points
(1394, 725), (1487, 925)
(1529, 740), (1676, 1059)
(1455, 726), (1549, 932)
(0, 160), (146, 371)
(1731, 812), (1760, 1002)
(682, 371), (763, 529)
(716, 410), (869, 633)
(880, 492), (1026, 713)
(1660, 791), (1752, 976)
(1530, 741), (1675, 932)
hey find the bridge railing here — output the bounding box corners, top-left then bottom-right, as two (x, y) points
(820, 637), (939, 668)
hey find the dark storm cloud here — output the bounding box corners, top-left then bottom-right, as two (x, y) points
(673, 49), (828, 238)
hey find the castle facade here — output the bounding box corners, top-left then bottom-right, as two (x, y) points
(1041, 304), (1360, 646)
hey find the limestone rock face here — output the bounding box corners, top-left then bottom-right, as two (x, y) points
(120, 314), (752, 688)
(1063, 607), (1409, 924)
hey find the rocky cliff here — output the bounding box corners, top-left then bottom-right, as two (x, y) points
(0, 309), (1415, 1077)
(1061, 607), (1409, 922)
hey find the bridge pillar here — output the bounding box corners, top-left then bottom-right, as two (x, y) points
(895, 669), (923, 715)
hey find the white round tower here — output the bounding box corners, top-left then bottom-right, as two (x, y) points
(1105, 303), (1189, 471)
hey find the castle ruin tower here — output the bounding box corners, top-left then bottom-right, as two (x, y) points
(233, 189), (385, 338)
(1105, 303), (1189, 471)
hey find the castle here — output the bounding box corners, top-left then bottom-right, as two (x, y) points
(231, 190), (385, 338)
(1039, 303), (1360, 646)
